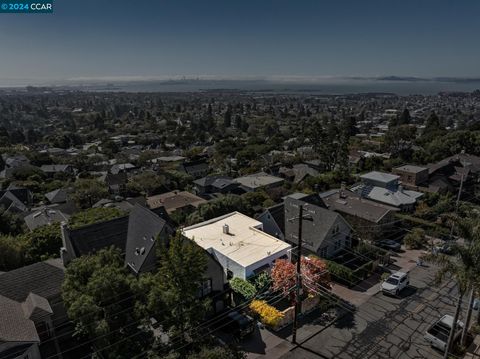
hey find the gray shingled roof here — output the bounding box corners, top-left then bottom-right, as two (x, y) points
(45, 188), (68, 204)
(24, 207), (70, 230)
(0, 295), (39, 343)
(0, 259), (65, 302)
(0, 191), (27, 212)
(284, 197), (349, 253)
(125, 204), (168, 274)
(21, 292), (53, 321)
(321, 189), (398, 223)
(67, 215), (130, 257)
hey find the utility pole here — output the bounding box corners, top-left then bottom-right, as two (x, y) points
(292, 204), (303, 344)
(449, 171), (465, 239)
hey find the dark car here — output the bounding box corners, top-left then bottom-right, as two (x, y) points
(220, 310), (255, 338)
(436, 242), (454, 255)
(376, 239), (401, 251)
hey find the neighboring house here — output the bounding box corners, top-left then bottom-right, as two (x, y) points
(2, 154), (30, 169)
(125, 204), (172, 275)
(110, 163), (136, 175)
(183, 212), (291, 280)
(60, 204), (173, 267)
(92, 196), (147, 213)
(393, 165), (429, 187)
(320, 187), (398, 241)
(360, 171), (399, 190)
(0, 190), (28, 214)
(193, 176), (240, 196)
(0, 294), (42, 359)
(353, 171), (423, 211)
(40, 164), (75, 177)
(1, 184), (33, 206)
(425, 153), (480, 193)
(24, 207), (70, 231)
(179, 159), (209, 179)
(146, 190), (207, 214)
(234, 172), (284, 193)
(284, 196), (353, 259)
(257, 193), (326, 241)
(60, 214), (130, 265)
(0, 259), (66, 359)
(45, 188), (69, 204)
(256, 203), (285, 240)
(103, 172), (128, 195)
(278, 164), (319, 184)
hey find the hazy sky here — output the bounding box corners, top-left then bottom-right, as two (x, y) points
(1, 0), (479, 83)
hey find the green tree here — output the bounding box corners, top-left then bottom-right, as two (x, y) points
(142, 233), (210, 349)
(423, 223), (480, 356)
(62, 247), (151, 359)
(397, 108), (411, 125)
(23, 224), (62, 263)
(72, 178), (109, 209)
(0, 235), (25, 270)
(0, 208), (26, 235)
(127, 172), (166, 196)
(404, 228), (426, 249)
(69, 207), (126, 229)
(187, 195), (248, 225)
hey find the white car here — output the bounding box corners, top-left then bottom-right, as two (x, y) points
(381, 272), (409, 296)
(424, 315), (464, 351)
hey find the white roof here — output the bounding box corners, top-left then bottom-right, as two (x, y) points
(235, 172), (284, 189)
(367, 187), (423, 207)
(182, 212), (291, 267)
(361, 171), (399, 183)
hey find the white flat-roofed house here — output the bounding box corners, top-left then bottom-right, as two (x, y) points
(182, 212), (291, 280)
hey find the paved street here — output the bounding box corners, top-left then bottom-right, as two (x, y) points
(280, 263), (461, 359)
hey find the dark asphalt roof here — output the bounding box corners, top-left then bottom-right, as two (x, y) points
(67, 215), (130, 257)
(125, 204), (168, 274)
(45, 188), (68, 204)
(321, 189), (397, 223)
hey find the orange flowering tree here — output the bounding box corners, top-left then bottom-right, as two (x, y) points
(271, 257), (331, 302)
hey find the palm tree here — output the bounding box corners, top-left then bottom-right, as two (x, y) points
(452, 212), (480, 346)
(423, 229), (480, 358)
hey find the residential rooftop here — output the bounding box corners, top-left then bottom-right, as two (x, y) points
(182, 212), (291, 268)
(360, 171), (399, 183)
(321, 189), (398, 223)
(394, 165), (428, 173)
(235, 172), (284, 189)
(146, 190), (207, 212)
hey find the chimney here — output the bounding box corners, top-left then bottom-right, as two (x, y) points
(340, 182), (347, 198)
(223, 224), (229, 234)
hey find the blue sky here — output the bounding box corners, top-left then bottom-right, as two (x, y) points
(1, 0), (479, 83)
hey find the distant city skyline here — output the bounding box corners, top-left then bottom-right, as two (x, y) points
(1, 0), (480, 86)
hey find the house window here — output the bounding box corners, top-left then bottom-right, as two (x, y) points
(198, 278), (212, 297)
(334, 239), (342, 251)
(332, 224), (339, 235)
(319, 246), (328, 258)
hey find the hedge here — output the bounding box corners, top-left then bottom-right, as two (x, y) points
(325, 260), (354, 286)
(230, 277), (257, 301)
(250, 299), (284, 327)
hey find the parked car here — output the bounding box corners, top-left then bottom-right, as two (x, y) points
(376, 239), (401, 251)
(435, 242), (454, 255)
(220, 310), (255, 339)
(424, 314), (464, 351)
(381, 272), (409, 296)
